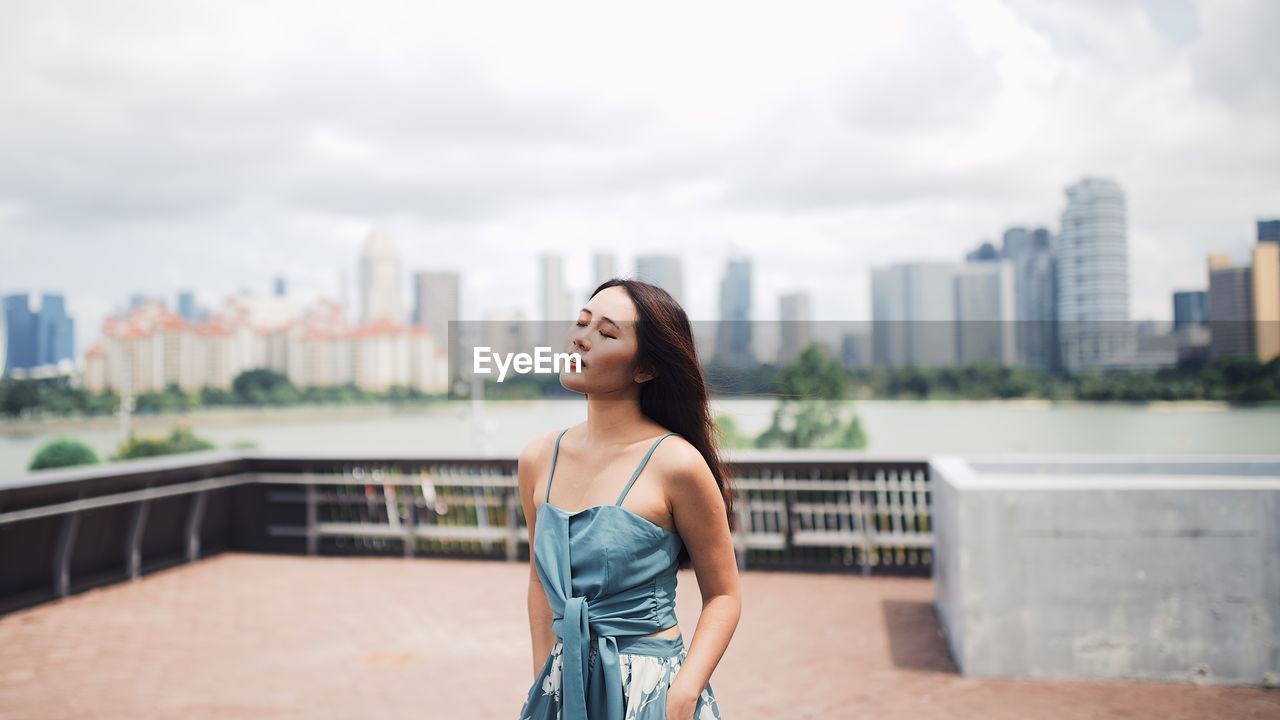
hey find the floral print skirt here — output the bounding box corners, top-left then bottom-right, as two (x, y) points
(519, 632), (723, 720)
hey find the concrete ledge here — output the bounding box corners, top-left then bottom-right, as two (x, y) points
(930, 454), (1280, 687)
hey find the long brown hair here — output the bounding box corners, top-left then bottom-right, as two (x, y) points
(588, 278), (737, 569)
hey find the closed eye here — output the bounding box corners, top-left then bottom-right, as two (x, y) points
(575, 321), (615, 339)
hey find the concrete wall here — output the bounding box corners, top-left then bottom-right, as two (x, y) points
(930, 455), (1280, 687)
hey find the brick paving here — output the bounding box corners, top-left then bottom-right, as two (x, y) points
(0, 552), (1275, 720)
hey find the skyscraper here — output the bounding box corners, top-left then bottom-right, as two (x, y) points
(954, 260), (1017, 365)
(2, 294), (36, 373)
(870, 262), (960, 368)
(714, 257), (755, 368)
(778, 291), (813, 365)
(1172, 290), (1208, 330)
(1056, 178), (1130, 373)
(635, 255), (685, 306)
(540, 253), (572, 349)
(1207, 254), (1254, 361)
(177, 291), (197, 322)
(412, 270), (461, 376)
(2, 292), (74, 373)
(591, 252), (617, 293)
(359, 228), (403, 324)
(1251, 241), (1279, 362)
(1258, 219), (1280, 244)
(1002, 227), (1059, 372)
(36, 293), (75, 368)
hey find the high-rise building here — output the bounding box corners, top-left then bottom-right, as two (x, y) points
(1251, 241), (1279, 362)
(635, 255), (685, 306)
(2, 293), (74, 374)
(870, 262), (960, 368)
(1001, 227), (1059, 372)
(1258, 219), (1280, 244)
(1172, 290), (1208, 330)
(1056, 178), (1131, 373)
(360, 229), (403, 324)
(540, 253), (572, 350)
(714, 257), (755, 368)
(591, 252), (617, 294)
(177, 291), (197, 322)
(36, 293), (75, 368)
(778, 291), (813, 365)
(954, 260), (1017, 365)
(2, 294), (36, 373)
(274, 276), (287, 297)
(412, 270), (462, 379)
(1207, 254), (1254, 361)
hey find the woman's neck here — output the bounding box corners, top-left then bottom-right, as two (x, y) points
(582, 392), (657, 448)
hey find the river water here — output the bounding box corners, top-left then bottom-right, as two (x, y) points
(3, 397), (1278, 479)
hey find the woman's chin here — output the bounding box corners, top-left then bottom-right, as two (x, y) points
(559, 372), (589, 393)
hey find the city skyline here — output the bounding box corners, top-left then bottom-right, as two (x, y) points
(2, 1), (1278, 353)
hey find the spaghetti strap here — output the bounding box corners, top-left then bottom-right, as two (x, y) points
(545, 427), (570, 502)
(614, 432), (677, 506)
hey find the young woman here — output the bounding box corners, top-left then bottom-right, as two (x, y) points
(517, 278), (741, 720)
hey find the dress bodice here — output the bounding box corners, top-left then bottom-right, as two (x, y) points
(530, 428), (683, 720)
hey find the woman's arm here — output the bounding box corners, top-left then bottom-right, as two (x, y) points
(663, 440), (742, 708)
(519, 434), (558, 677)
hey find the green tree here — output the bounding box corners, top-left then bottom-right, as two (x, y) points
(754, 343), (868, 449)
(713, 413), (750, 449)
(29, 437), (100, 470)
(232, 368), (297, 406)
(113, 423), (215, 460)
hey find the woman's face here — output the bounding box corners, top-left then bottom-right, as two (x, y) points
(559, 286), (652, 395)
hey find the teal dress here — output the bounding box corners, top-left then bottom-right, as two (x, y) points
(518, 428), (724, 720)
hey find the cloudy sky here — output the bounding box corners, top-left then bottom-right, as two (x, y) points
(1, 0), (1277, 353)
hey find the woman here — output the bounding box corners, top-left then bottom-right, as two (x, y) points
(517, 278), (741, 720)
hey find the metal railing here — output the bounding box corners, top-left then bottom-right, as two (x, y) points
(0, 449), (933, 614)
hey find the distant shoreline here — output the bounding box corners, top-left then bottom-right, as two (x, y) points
(0, 395), (1247, 437)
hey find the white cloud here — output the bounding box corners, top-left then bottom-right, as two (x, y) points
(0, 0), (1276, 354)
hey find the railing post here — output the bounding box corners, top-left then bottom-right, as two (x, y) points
(305, 482), (318, 556)
(53, 510), (80, 598)
(126, 499), (150, 580)
(505, 486), (520, 562)
(185, 490), (208, 562)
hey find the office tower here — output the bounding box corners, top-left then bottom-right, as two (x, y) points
(635, 255), (685, 306)
(778, 291), (813, 365)
(360, 228), (403, 324)
(484, 308), (529, 361)
(2, 293), (73, 373)
(1172, 291), (1208, 330)
(274, 276), (287, 297)
(412, 270), (462, 376)
(1207, 254), (1255, 361)
(1258, 219), (1280, 244)
(36, 293), (75, 367)
(1056, 178), (1130, 373)
(1001, 227), (1059, 372)
(954, 260), (1017, 365)
(840, 331), (870, 370)
(871, 262), (960, 368)
(2, 294), (36, 373)
(1252, 241), (1280, 362)
(177, 291), (197, 322)
(540, 253), (572, 350)
(591, 252), (617, 292)
(713, 257), (755, 368)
